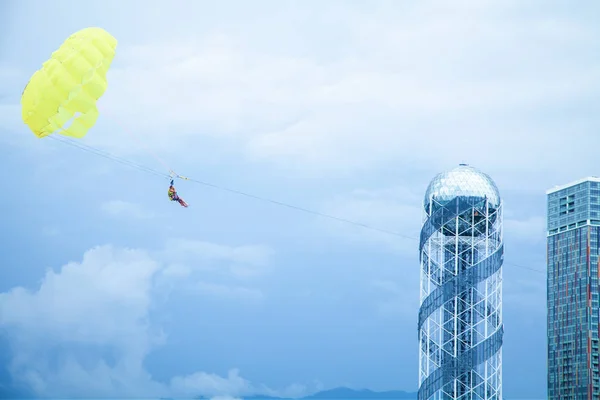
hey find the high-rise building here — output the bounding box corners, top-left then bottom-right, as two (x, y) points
(547, 177), (600, 399)
(418, 164), (504, 400)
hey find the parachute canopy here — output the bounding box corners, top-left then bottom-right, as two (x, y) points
(21, 27), (117, 139)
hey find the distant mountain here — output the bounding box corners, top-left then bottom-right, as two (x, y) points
(236, 387), (417, 399)
(303, 387), (416, 399)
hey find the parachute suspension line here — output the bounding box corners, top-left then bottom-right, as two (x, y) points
(100, 112), (186, 180)
(47, 117), (172, 179)
(46, 135), (545, 275)
(47, 133), (412, 238)
(182, 175), (402, 233)
(46, 135), (169, 179)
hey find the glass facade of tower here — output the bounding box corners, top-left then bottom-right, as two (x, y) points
(419, 165), (503, 400)
(547, 178), (600, 399)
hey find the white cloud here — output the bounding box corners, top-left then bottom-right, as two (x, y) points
(317, 186), (423, 253)
(0, 245), (163, 397)
(170, 368), (318, 399)
(318, 182), (547, 253)
(170, 368), (253, 398)
(101, 200), (155, 219)
(0, 241), (286, 398)
(0, 246), (159, 343)
(161, 238), (274, 279)
(195, 282), (265, 303)
(6, 0), (599, 197)
(2, 0), (598, 206)
(73, 0), (600, 184)
(162, 263), (192, 278)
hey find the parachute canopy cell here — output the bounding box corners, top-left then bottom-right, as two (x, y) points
(21, 27), (117, 139)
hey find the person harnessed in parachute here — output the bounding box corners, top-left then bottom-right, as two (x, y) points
(168, 179), (188, 207)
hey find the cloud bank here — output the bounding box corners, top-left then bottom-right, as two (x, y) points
(0, 241), (315, 398)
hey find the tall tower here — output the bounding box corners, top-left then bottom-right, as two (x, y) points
(418, 164), (504, 400)
(547, 177), (600, 399)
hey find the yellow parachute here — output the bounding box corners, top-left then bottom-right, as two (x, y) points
(21, 27), (117, 139)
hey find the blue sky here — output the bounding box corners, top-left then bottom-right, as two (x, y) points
(2, 0), (600, 398)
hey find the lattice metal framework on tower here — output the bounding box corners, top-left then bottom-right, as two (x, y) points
(418, 165), (504, 400)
